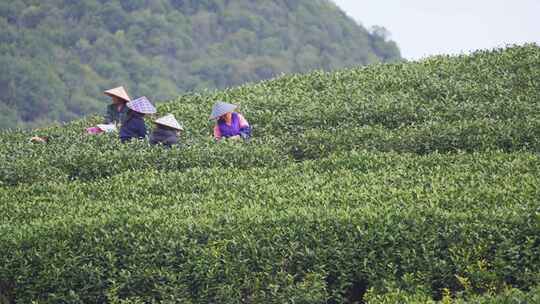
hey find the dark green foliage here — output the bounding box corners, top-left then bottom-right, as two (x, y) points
(1, 45), (538, 186)
(0, 0), (401, 129)
(0, 45), (539, 303)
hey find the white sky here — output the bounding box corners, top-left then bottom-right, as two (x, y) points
(332, 0), (540, 60)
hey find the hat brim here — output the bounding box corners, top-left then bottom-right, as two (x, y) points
(126, 98), (157, 114)
(129, 108), (156, 114)
(105, 92), (130, 102)
(155, 121), (183, 131)
(209, 104), (238, 120)
(104, 87), (131, 102)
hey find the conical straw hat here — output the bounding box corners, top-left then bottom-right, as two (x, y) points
(127, 96), (157, 114)
(104, 86), (131, 102)
(155, 114), (183, 130)
(209, 101), (237, 120)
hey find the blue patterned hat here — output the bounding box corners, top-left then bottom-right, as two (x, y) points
(209, 101), (237, 120)
(127, 96), (157, 114)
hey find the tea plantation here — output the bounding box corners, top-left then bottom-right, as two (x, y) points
(1, 45), (539, 303)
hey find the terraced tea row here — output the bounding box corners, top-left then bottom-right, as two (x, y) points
(1, 151), (539, 302)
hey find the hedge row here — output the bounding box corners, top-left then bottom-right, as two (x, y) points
(1, 45), (539, 186)
(1, 151), (539, 303)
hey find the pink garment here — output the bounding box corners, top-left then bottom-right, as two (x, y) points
(214, 113), (249, 139)
(86, 127), (104, 135)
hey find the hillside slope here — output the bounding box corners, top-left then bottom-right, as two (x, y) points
(0, 45), (539, 303)
(0, 0), (400, 129)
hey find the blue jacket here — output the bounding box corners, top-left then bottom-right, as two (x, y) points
(120, 111), (146, 142)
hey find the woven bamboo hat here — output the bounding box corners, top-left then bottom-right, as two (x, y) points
(155, 114), (183, 130)
(127, 96), (157, 114)
(209, 101), (237, 120)
(104, 86), (131, 102)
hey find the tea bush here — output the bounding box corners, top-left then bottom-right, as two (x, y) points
(1, 45), (539, 303)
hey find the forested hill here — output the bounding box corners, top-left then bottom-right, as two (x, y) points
(0, 0), (400, 129)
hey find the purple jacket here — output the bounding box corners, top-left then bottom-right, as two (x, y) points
(214, 112), (251, 139)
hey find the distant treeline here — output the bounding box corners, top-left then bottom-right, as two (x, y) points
(0, 0), (400, 129)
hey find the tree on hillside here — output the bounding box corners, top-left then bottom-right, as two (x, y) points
(0, 0), (401, 129)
